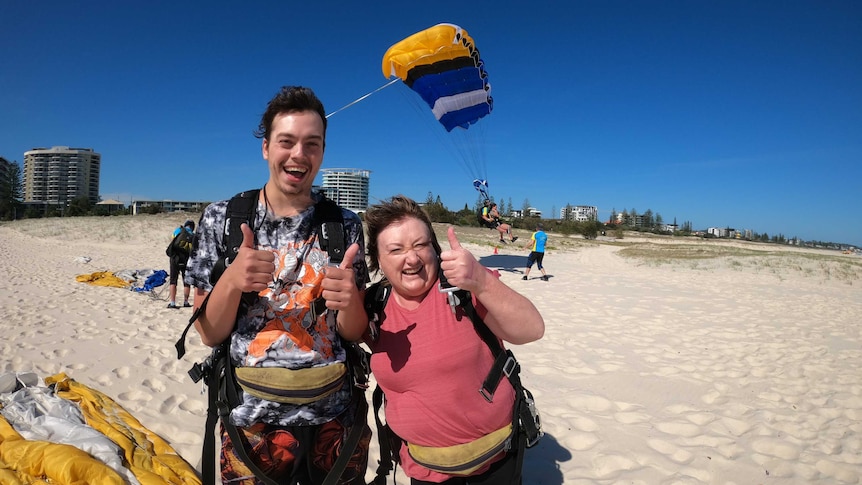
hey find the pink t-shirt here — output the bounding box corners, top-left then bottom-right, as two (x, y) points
(369, 279), (515, 482)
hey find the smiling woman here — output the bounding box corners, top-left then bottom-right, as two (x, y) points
(361, 194), (544, 484)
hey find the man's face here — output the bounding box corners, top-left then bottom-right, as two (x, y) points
(262, 110), (325, 198)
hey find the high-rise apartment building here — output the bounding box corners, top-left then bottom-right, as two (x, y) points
(23, 146), (101, 206)
(561, 205), (597, 222)
(319, 168), (370, 214)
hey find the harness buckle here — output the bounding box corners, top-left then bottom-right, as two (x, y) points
(438, 283), (460, 315)
(502, 355), (517, 378)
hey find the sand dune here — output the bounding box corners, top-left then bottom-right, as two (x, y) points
(2, 214), (860, 484)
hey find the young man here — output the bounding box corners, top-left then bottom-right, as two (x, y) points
(167, 220), (195, 308)
(523, 222), (548, 281)
(185, 86), (370, 484)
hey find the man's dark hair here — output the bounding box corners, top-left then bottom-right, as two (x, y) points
(253, 86), (327, 141)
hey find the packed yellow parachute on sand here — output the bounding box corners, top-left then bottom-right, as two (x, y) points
(0, 373), (201, 485)
(75, 271), (131, 288)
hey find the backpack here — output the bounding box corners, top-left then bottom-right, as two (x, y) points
(174, 189), (369, 485)
(166, 227), (194, 265)
(363, 274), (543, 484)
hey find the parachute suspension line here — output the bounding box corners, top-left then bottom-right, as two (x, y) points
(396, 86), (489, 184)
(325, 79), (400, 119)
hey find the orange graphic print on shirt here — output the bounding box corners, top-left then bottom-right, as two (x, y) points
(245, 239), (335, 366)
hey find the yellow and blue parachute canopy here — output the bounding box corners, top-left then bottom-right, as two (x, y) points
(382, 23), (492, 132)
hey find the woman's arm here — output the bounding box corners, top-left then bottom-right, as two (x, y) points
(439, 227), (544, 344)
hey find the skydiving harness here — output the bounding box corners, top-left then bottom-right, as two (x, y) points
(174, 189), (370, 485)
(364, 273), (543, 484)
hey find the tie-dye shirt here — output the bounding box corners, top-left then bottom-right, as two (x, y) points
(186, 192), (369, 427)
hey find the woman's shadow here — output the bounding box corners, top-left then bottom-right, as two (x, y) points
(522, 432), (571, 484)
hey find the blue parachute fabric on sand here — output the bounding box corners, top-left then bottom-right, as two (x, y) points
(133, 270), (167, 292)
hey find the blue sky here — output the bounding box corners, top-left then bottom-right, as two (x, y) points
(2, 1), (860, 245)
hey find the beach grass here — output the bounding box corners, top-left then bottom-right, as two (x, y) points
(617, 241), (862, 284)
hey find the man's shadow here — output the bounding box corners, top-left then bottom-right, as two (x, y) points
(522, 432), (571, 484)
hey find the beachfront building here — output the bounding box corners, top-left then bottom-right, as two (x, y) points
(23, 146), (101, 207)
(319, 168), (370, 214)
(561, 205), (598, 222)
(511, 207), (542, 218)
(131, 199), (208, 215)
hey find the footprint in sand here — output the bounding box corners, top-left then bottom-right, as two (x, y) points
(654, 421), (702, 438)
(112, 366), (130, 379)
(647, 438), (694, 464)
(565, 431), (600, 451)
(43, 348), (70, 359)
(94, 374), (113, 386)
(118, 389), (152, 403)
(613, 411), (651, 424)
(143, 355), (163, 367)
(590, 453), (640, 479)
(179, 399), (207, 414)
(142, 378), (166, 393)
(565, 394), (614, 413)
(751, 437), (800, 460)
(159, 395), (186, 414)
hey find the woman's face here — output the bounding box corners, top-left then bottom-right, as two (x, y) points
(376, 216), (438, 304)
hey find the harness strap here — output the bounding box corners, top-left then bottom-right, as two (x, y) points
(457, 293), (522, 402)
(460, 294), (543, 448)
(321, 392), (369, 485)
(211, 189), (260, 286)
(200, 350), (220, 485)
(217, 352), (281, 485)
(369, 385), (399, 485)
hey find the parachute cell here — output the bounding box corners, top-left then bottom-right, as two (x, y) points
(382, 23), (492, 132)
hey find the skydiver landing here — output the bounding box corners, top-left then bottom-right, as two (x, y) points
(482, 202), (518, 243)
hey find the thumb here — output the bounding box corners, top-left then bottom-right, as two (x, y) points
(338, 243), (360, 270)
(446, 226), (462, 250)
(240, 223), (255, 249)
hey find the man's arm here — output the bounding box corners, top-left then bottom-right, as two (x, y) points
(193, 223), (275, 347)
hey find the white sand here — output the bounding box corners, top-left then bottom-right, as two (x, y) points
(2, 215), (861, 484)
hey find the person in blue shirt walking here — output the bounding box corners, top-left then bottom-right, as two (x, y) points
(522, 223), (548, 281)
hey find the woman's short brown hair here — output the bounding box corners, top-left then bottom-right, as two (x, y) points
(364, 195), (442, 274)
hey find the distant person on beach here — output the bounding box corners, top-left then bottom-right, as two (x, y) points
(482, 202), (518, 244)
(523, 222), (548, 281)
(363, 195), (544, 484)
(166, 220), (195, 308)
(184, 86), (370, 484)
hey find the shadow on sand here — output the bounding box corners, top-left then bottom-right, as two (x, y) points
(478, 254), (553, 281)
(523, 432), (571, 484)
(478, 254), (526, 274)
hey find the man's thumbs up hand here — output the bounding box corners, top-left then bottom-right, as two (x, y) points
(226, 223), (275, 293)
(321, 243), (361, 311)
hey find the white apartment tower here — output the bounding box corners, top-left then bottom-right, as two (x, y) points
(561, 205), (598, 222)
(23, 146), (101, 206)
(320, 168), (370, 214)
